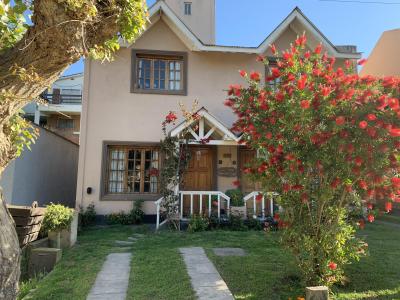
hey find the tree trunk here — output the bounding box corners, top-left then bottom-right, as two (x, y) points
(0, 188), (20, 300)
(0, 0), (130, 297)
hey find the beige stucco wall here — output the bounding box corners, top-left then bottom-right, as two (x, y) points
(77, 17), (351, 216)
(163, 0), (215, 44)
(360, 29), (400, 77)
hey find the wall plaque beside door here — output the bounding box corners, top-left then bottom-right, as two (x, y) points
(217, 167), (237, 177)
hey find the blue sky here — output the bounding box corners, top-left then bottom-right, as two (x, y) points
(64, 0), (400, 75)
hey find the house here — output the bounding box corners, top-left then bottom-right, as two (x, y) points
(24, 73), (83, 144)
(360, 29), (400, 77)
(76, 0), (361, 224)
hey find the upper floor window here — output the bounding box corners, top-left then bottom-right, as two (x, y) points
(265, 62), (281, 91)
(184, 2), (192, 15)
(131, 50), (187, 95)
(57, 118), (74, 129)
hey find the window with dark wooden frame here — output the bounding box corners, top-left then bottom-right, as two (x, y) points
(132, 50), (187, 95)
(105, 146), (160, 194)
(184, 2), (192, 15)
(265, 62), (281, 90)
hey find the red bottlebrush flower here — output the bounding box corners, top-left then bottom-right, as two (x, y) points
(256, 193), (263, 202)
(224, 99), (234, 107)
(287, 73), (295, 81)
(304, 51), (311, 59)
(314, 43), (322, 54)
(359, 121), (368, 129)
(292, 184), (304, 191)
(256, 55), (265, 62)
(285, 153), (296, 161)
(358, 219), (365, 229)
(300, 100), (310, 109)
(328, 262), (337, 270)
(297, 74), (307, 90)
(271, 68), (281, 78)
(385, 201), (393, 213)
(250, 71), (261, 82)
(232, 180), (240, 187)
(345, 60), (352, 69)
(391, 177), (400, 188)
(367, 202), (373, 210)
(165, 111), (177, 124)
(273, 213), (280, 221)
(301, 192), (309, 204)
(336, 116), (346, 126)
(276, 92), (284, 102)
(354, 156), (363, 166)
(149, 168), (159, 176)
(283, 183), (290, 193)
(239, 70), (247, 77)
(358, 58), (367, 66)
(270, 44), (277, 55)
(345, 184), (352, 192)
(321, 86), (331, 97)
(366, 127), (377, 138)
(390, 127), (400, 137)
(367, 214), (375, 223)
(295, 34), (307, 47)
(358, 180), (368, 190)
(331, 177), (341, 189)
(366, 114), (377, 121)
(265, 132), (272, 139)
(388, 98), (399, 110)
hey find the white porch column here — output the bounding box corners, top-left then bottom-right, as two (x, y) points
(262, 196), (265, 219)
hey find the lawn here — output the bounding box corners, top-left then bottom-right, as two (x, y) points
(21, 216), (400, 300)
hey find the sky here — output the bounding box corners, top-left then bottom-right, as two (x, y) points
(64, 0), (400, 76)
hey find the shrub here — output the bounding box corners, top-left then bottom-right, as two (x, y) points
(226, 34), (400, 286)
(42, 204), (74, 233)
(227, 214), (247, 231)
(188, 215), (209, 233)
(105, 211), (132, 225)
(246, 217), (263, 230)
(225, 189), (244, 206)
(129, 200), (145, 225)
(79, 203), (96, 228)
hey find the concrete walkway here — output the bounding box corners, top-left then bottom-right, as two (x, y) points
(86, 253), (132, 300)
(179, 247), (234, 300)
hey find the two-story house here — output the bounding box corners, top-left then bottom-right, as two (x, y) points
(24, 73), (83, 144)
(76, 0), (361, 224)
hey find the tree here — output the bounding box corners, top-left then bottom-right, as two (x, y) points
(226, 34), (400, 286)
(0, 1), (147, 298)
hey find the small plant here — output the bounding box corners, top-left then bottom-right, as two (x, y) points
(227, 214), (247, 231)
(129, 199), (145, 224)
(246, 217), (263, 230)
(105, 211), (132, 225)
(79, 203), (96, 228)
(188, 215), (209, 233)
(225, 189), (244, 206)
(42, 204), (74, 234)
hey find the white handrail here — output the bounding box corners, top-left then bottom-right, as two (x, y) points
(243, 191), (277, 218)
(155, 197), (166, 230)
(179, 191), (230, 218)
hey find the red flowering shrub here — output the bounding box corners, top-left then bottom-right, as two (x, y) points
(226, 34), (400, 286)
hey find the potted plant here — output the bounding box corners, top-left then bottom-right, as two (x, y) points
(225, 189), (246, 218)
(42, 203), (74, 249)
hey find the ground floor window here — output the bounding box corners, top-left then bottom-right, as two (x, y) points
(105, 146), (160, 194)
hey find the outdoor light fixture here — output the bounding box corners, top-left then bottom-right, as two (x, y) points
(86, 187), (93, 194)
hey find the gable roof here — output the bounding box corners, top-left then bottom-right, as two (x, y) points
(126, 1), (360, 59)
(170, 107), (240, 145)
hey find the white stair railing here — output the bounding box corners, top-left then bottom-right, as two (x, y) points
(179, 191), (230, 219)
(155, 197), (169, 230)
(243, 191), (277, 219)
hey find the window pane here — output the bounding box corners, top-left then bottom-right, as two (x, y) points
(176, 71), (181, 80)
(169, 81), (174, 90)
(176, 62), (181, 71)
(175, 81), (181, 90)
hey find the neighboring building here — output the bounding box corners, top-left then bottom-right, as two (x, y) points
(360, 29), (400, 77)
(76, 0), (360, 222)
(24, 73), (83, 144)
(1, 125), (79, 208)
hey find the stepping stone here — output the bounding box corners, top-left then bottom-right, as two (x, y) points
(179, 247), (234, 300)
(115, 240), (134, 246)
(131, 233), (145, 238)
(86, 253), (132, 300)
(213, 248), (246, 257)
(128, 237), (138, 241)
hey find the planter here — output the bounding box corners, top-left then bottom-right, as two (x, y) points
(48, 211), (78, 249)
(230, 206), (246, 219)
(48, 231), (61, 248)
(305, 286), (329, 300)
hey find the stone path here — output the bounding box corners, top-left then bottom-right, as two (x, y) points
(179, 247), (234, 300)
(87, 233), (145, 300)
(86, 253), (132, 300)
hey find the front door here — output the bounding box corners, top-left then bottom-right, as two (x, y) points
(181, 147), (214, 216)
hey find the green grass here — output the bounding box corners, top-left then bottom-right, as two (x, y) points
(21, 226), (134, 300)
(20, 217), (400, 300)
(377, 213), (400, 225)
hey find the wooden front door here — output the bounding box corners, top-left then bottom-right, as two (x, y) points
(240, 148), (258, 194)
(181, 147), (214, 216)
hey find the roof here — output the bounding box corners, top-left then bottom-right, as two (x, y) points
(58, 72), (84, 80)
(125, 1), (360, 59)
(360, 29), (400, 77)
